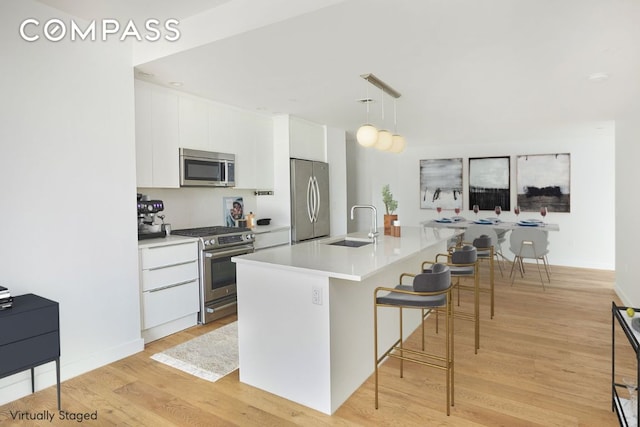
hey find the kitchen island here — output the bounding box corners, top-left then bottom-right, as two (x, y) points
(232, 226), (459, 415)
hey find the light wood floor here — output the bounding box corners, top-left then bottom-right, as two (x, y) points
(0, 263), (626, 426)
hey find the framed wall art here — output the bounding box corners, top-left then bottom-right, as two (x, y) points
(419, 158), (463, 210)
(516, 153), (570, 212)
(468, 156), (510, 211)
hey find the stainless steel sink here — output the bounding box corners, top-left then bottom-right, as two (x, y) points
(327, 239), (372, 248)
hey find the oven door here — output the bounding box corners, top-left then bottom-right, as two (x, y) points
(203, 244), (254, 303)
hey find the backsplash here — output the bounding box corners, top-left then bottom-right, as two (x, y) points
(137, 187), (257, 229)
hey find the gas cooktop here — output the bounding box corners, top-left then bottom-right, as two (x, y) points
(171, 226), (251, 237)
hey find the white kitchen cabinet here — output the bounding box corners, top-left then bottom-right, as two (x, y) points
(208, 102), (236, 153)
(134, 80), (180, 188)
(179, 96), (209, 151)
(289, 116), (326, 162)
(253, 226), (291, 250)
(134, 81), (153, 187)
(135, 79), (274, 189)
(138, 238), (200, 343)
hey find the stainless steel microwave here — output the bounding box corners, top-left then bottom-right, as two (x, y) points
(179, 148), (235, 187)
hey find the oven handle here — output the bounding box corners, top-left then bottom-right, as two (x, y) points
(206, 301), (237, 313)
(205, 245), (254, 259)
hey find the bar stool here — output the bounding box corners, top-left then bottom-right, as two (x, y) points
(471, 234), (496, 319)
(428, 245), (480, 353)
(374, 263), (454, 415)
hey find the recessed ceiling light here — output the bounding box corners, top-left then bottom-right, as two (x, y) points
(588, 72), (609, 82)
(136, 70), (154, 78)
(168, 81), (184, 87)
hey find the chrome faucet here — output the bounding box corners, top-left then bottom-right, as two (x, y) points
(350, 205), (379, 241)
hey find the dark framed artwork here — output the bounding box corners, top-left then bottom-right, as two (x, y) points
(468, 156), (510, 211)
(419, 158), (463, 210)
(516, 153), (571, 212)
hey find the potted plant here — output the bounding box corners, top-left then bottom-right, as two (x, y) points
(382, 184), (398, 235)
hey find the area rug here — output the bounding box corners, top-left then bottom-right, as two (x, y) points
(151, 321), (238, 382)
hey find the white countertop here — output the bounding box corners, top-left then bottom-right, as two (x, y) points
(233, 226), (459, 281)
(137, 234), (200, 249)
(251, 224), (290, 234)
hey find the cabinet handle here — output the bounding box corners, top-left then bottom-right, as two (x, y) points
(147, 279), (197, 293)
(148, 260), (196, 271)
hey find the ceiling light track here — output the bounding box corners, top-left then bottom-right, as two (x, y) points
(360, 73), (401, 99)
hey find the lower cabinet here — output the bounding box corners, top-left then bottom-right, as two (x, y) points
(138, 239), (200, 343)
(253, 227), (290, 250)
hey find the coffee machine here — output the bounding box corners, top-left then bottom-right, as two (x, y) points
(137, 193), (166, 240)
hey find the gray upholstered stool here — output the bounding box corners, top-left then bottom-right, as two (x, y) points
(374, 263), (454, 415)
(428, 245), (480, 354)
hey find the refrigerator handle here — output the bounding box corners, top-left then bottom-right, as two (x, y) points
(311, 176), (318, 222)
(307, 176), (314, 223)
(313, 176), (320, 222)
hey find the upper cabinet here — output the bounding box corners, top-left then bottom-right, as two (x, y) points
(178, 96), (209, 151)
(135, 81), (180, 188)
(289, 116), (326, 162)
(134, 80), (274, 189)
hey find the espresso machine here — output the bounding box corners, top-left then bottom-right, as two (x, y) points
(137, 193), (166, 240)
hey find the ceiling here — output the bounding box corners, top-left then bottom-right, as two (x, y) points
(40, 0), (640, 146)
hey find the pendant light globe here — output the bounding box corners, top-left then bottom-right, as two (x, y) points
(357, 124), (378, 147)
(389, 134), (406, 153)
(375, 129), (393, 151)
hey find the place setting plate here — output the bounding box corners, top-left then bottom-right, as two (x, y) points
(435, 218), (454, 223)
(517, 218), (543, 227)
(473, 219), (493, 225)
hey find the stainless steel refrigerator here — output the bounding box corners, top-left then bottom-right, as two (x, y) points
(290, 158), (330, 242)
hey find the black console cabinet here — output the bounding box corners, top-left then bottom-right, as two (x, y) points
(0, 294), (60, 410)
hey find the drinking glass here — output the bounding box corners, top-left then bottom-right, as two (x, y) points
(494, 206), (502, 218)
(454, 206), (461, 216)
(473, 205), (479, 217)
(436, 206), (442, 218)
(540, 206), (548, 222)
(514, 205), (521, 218)
(623, 377), (638, 418)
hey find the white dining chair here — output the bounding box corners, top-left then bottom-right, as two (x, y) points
(509, 228), (551, 290)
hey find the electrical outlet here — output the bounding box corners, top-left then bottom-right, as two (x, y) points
(312, 286), (322, 305)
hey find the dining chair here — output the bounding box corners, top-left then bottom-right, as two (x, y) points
(374, 263), (454, 415)
(509, 228), (551, 290)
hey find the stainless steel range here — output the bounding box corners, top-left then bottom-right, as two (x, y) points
(171, 226), (255, 324)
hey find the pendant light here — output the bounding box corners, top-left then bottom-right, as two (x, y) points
(389, 99), (406, 153)
(356, 82), (378, 147)
(375, 86), (393, 151)
(356, 73), (406, 153)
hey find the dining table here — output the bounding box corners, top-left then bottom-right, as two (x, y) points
(420, 217), (560, 232)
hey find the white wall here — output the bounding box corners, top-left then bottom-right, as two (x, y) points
(0, 0), (143, 404)
(326, 126), (347, 236)
(615, 99), (640, 305)
(348, 122), (616, 270)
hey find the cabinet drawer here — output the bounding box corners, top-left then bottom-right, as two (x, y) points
(141, 260), (198, 292)
(0, 331), (59, 378)
(0, 305), (59, 347)
(254, 229), (290, 250)
(142, 280), (200, 330)
(140, 242), (198, 270)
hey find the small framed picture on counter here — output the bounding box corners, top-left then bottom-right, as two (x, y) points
(223, 197), (244, 227)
